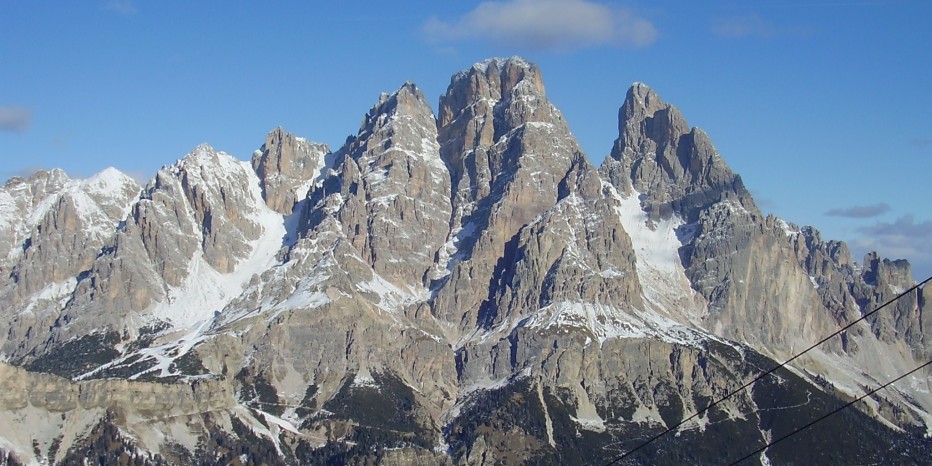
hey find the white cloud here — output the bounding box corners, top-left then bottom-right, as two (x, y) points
(825, 202), (890, 218)
(424, 0), (657, 51)
(852, 215), (932, 279)
(0, 107), (33, 133)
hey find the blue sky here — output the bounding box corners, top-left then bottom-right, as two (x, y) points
(1, 1), (930, 279)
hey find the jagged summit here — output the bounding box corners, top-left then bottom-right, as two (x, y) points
(0, 57), (930, 466)
(601, 82), (756, 222)
(357, 81), (436, 141)
(252, 127), (329, 214)
(456, 56), (540, 87)
(440, 56), (547, 130)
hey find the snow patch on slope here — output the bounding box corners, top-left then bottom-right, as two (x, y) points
(17, 278), (77, 317)
(607, 184), (707, 324)
(149, 159), (286, 327)
(356, 270), (428, 313)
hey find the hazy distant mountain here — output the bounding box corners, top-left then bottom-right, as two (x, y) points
(1, 57), (929, 466)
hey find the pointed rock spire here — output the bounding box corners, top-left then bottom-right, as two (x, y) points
(252, 127), (330, 215)
(302, 81), (452, 288)
(430, 57), (595, 331)
(602, 83), (755, 222)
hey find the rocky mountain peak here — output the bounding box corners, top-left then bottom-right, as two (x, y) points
(437, 57), (572, 201)
(429, 58), (596, 332)
(299, 81), (452, 290)
(1, 169), (72, 265)
(252, 127), (329, 214)
(622, 82), (669, 123)
(358, 82), (435, 139)
(438, 56), (545, 129)
(601, 82), (756, 222)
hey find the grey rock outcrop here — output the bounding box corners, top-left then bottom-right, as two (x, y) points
(0, 168), (140, 359)
(307, 82), (453, 288)
(602, 82), (932, 429)
(252, 127), (330, 214)
(431, 57), (596, 335)
(0, 169), (70, 273)
(601, 83), (755, 222)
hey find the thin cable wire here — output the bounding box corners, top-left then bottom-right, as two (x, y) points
(605, 276), (930, 465)
(728, 358), (932, 465)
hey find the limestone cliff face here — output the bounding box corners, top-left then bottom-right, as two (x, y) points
(0, 168), (140, 359)
(681, 202), (838, 350)
(315, 83), (453, 288)
(602, 82), (932, 429)
(431, 57), (593, 334)
(252, 127), (329, 215)
(600, 84), (835, 353)
(601, 83), (755, 222)
(0, 169), (71, 274)
(0, 361), (246, 466)
(1, 58), (930, 466)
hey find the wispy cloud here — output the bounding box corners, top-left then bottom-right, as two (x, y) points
(711, 13), (811, 39)
(424, 0), (658, 52)
(0, 107), (33, 134)
(851, 215), (932, 278)
(912, 138), (932, 149)
(1, 165), (47, 183)
(105, 0), (138, 16)
(825, 202), (890, 218)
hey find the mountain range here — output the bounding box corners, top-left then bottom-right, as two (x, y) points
(0, 57), (930, 465)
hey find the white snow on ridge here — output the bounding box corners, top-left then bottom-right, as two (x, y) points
(510, 301), (713, 347)
(2, 167), (139, 266)
(527, 301), (647, 343)
(776, 218), (798, 238)
(432, 219), (478, 280)
(520, 301), (708, 348)
(470, 56), (532, 74)
(295, 146), (332, 200)
(17, 278), (77, 316)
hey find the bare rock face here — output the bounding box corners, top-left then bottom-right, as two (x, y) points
(70, 146), (264, 309)
(310, 82), (453, 287)
(683, 203), (838, 349)
(192, 83), (461, 451)
(601, 83), (755, 222)
(856, 253), (924, 349)
(0, 169), (70, 273)
(1, 169), (138, 299)
(12, 145), (284, 363)
(0, 168), (140, 360)
(252, 127), (330, 214)
(431, 57), (589, 334)
(132, 144), (266, 280)
(602, 82), (932, 432)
